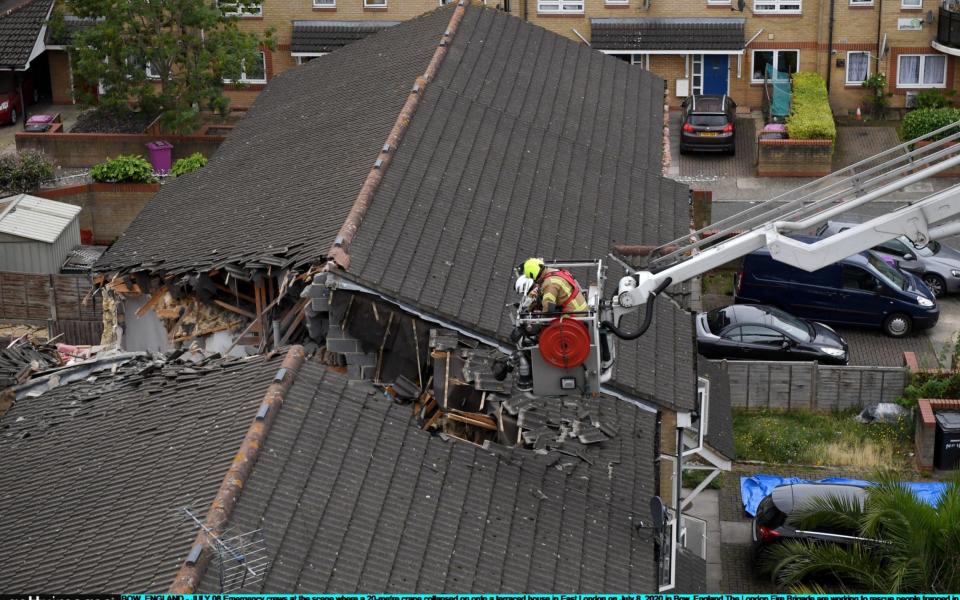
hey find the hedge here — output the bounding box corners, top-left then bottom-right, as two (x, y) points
(786, 72), (837, 141)
(900, 107), (960, 142)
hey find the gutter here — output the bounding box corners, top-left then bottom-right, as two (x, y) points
(168, 345), (307, 593)
(326, 0), (468, 271)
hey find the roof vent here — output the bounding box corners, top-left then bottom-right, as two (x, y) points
(374, 158), (384, 169)
(382, 143), (391, 153)
(185, 543), (204, 565)
(273, 367), (287, 383)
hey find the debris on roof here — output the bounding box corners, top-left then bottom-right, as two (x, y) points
(60, 245), (108, 274)
(0, 337), (61, 392)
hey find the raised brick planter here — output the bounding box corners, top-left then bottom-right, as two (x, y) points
(35, 182), (159, 244)
(757, 138), (833, 177)
(15, 130), (226, 168)
(916, 398), (960, 471)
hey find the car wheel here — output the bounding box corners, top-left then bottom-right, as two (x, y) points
(922, 273), (946, 298)
(883, 313), (912, 338)
(9, 108), (15, 125)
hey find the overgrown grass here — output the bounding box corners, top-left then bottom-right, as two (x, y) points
(734, 409), (913, 469)
(702, 271), (735, 296)
(683, 469), (725, 491)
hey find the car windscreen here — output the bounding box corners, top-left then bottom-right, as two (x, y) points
(906, 238), (938, 257)
(706, 308), (733, 334)
(867, 251), (909, 291)
(763, 306), (813, 341)
(688, 114), (727, 127)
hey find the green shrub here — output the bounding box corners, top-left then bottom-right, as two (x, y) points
(900, 107), (960, 142)
(862, 73), (892, 120)
(915, 88), (955, 109)
(0, 150), (55, 194)
(169, 152), (207, 177)
(787, 72), (837, 141)
(899, 371), (960, 407)
(90, 154), (157, 183)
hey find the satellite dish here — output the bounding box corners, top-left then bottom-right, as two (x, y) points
(649, 496), (668, 529)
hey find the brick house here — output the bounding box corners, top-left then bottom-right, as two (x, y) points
(216, 0), (959, 114)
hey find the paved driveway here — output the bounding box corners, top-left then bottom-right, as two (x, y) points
(668, 111), (759, 179)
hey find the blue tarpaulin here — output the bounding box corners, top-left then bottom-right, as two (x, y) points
(740, 474), (947, 516)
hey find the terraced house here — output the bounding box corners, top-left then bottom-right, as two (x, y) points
(218, 0), (960, 113)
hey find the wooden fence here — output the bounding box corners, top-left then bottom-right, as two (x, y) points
(714, 360), (908, 411)
(0, 272), (103, 344)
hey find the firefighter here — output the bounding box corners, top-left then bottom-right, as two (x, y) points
(520, 258), (588, 314)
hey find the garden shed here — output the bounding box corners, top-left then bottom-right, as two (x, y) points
(0, 194), (81, 274)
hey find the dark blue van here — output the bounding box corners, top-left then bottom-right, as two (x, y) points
(735, 243), (939, 337)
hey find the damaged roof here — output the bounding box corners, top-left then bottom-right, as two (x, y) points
(0, 353), (284, 592)
(0, 0), (51, 69)
(94, 7), (455, 276)
(341, 6), (695, 409)
(92, 4), (696, 410)
(196, 361), (660, 592)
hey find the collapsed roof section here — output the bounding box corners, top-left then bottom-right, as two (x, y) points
(194, 353), (661, 593)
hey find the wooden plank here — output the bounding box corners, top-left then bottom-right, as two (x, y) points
(447, 410), (497, 430)
(213, 281), (255, 304)
(212, 299), (256, 320)
(136, 286), (168, 318)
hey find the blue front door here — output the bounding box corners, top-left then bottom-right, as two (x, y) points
(703, 55), (729, 95)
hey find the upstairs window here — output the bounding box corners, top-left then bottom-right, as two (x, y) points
(753, 0), (801, 13)
(219, 0), (263, 16)
(364, 0), (388, 7)
(901, 0), (922, 7)
(313, 0), (335, 6)
(224, 52), (267, 84)
(538, 0), (585, 12)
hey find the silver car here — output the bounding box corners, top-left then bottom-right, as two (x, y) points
(818, 220), (960, 297)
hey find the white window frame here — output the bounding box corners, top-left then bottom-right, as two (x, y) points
(849, 0), (873, 5)
(901, 0), (922, 7)
(223, 51), (267, 84)
(293, 53), (327, 65)
(364, 0), (387, 7)
(753, 0), (801, 13)
(845, 51), (870, 84)
(605, 0), (629, 5)
(750, 49), (800, 83)
(537, 0), (585, 12)
(313, 0), (335, 7)
(896, 54), (947, 88)
(145, 62), (160, 80)
(218, 0), (263, 16)
(707, 0), (732, 5)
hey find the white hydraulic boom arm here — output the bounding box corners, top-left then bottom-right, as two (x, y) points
(609, 121), (960, 328)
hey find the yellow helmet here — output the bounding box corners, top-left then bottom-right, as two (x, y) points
(522, 257), (545, 281)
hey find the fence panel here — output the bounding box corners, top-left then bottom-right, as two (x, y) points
(718, 360), (906, 411)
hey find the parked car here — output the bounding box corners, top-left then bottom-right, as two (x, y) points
(735, 236), (939, 337)
(697, 304), (849, 364)
(753, 483), (867, 556)
(679, 94), (736, 155)
(0, 73), (34, 126)
(818, 220), (960, 298)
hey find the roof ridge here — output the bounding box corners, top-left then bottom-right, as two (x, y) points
(168, 345), (307, 593)
(325, 0), (469, 271)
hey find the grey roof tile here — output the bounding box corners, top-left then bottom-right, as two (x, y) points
(590, 17), (746, 51)
(197, 363), (659, 593)
(290, 20), (400, 54)
(0, 0), (50, 68)
(0, 353), (284, 592)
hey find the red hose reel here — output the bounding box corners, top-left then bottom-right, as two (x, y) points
(538, 318), (591, 369)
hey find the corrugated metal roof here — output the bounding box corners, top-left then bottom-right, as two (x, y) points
(0, 194), (82, 244)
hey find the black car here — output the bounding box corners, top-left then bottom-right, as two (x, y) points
(696, 304), (849, 364)
(753, 483), (867, 556)
(679, 94), (736, 155)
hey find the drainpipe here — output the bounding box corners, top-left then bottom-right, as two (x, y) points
(523, 0), (528, 21)
(826, 0), (835, 93)
(875, 0), (883, 64)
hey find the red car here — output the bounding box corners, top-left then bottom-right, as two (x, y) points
(0, 73), (35, 126)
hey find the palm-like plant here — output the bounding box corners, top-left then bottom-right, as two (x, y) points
(762, 474), (960, 593)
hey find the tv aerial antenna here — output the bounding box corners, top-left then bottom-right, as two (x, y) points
(181, 506), (270, 593)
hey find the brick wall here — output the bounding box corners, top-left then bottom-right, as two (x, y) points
(35, 183), (159, 244)
(15, 131), (225, 168)
(757, 138), (833, 176)
(916, 398), (960, 470)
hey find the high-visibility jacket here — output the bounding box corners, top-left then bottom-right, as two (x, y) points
(540, 269), (588, 313)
